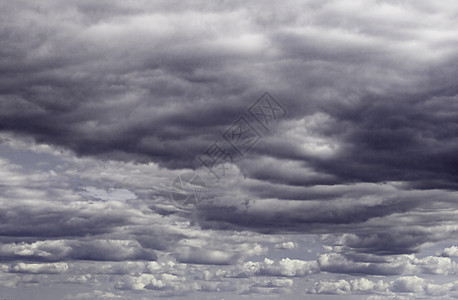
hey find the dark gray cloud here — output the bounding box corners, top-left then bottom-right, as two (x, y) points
(1, 0), (458, 190)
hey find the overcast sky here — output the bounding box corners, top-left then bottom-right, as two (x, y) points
(1, 0), (458, 299)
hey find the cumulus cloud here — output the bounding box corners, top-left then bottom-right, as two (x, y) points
(275, 242), (297, 250)
(116, 273), (185, 291)
(391, 276), (425, 294)
(309, 278), (389, 295)
(309, 276), (458, 298)
(442, 246), (458, 257)
(226, 258), (319, 278)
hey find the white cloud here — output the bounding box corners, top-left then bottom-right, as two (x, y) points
(175, 246), (236, 265)
(415, 255), (457, 275)
(391, 276), (425, 293)
(309, 279), (351, 295)
(226, 258), (319, 278)
(10, 262), (68, 274)
(115, 273), (188, 293)
(275, 241), (297, 250)
(309, 277), (388, 295)
(442, 245), (458, 257)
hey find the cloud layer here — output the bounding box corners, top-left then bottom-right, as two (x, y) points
(2, 0), (458, 299)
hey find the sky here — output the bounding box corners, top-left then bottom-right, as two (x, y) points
(1, 0), (458, 299)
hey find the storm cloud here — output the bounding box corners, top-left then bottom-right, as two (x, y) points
(1, 0), (458, 299)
